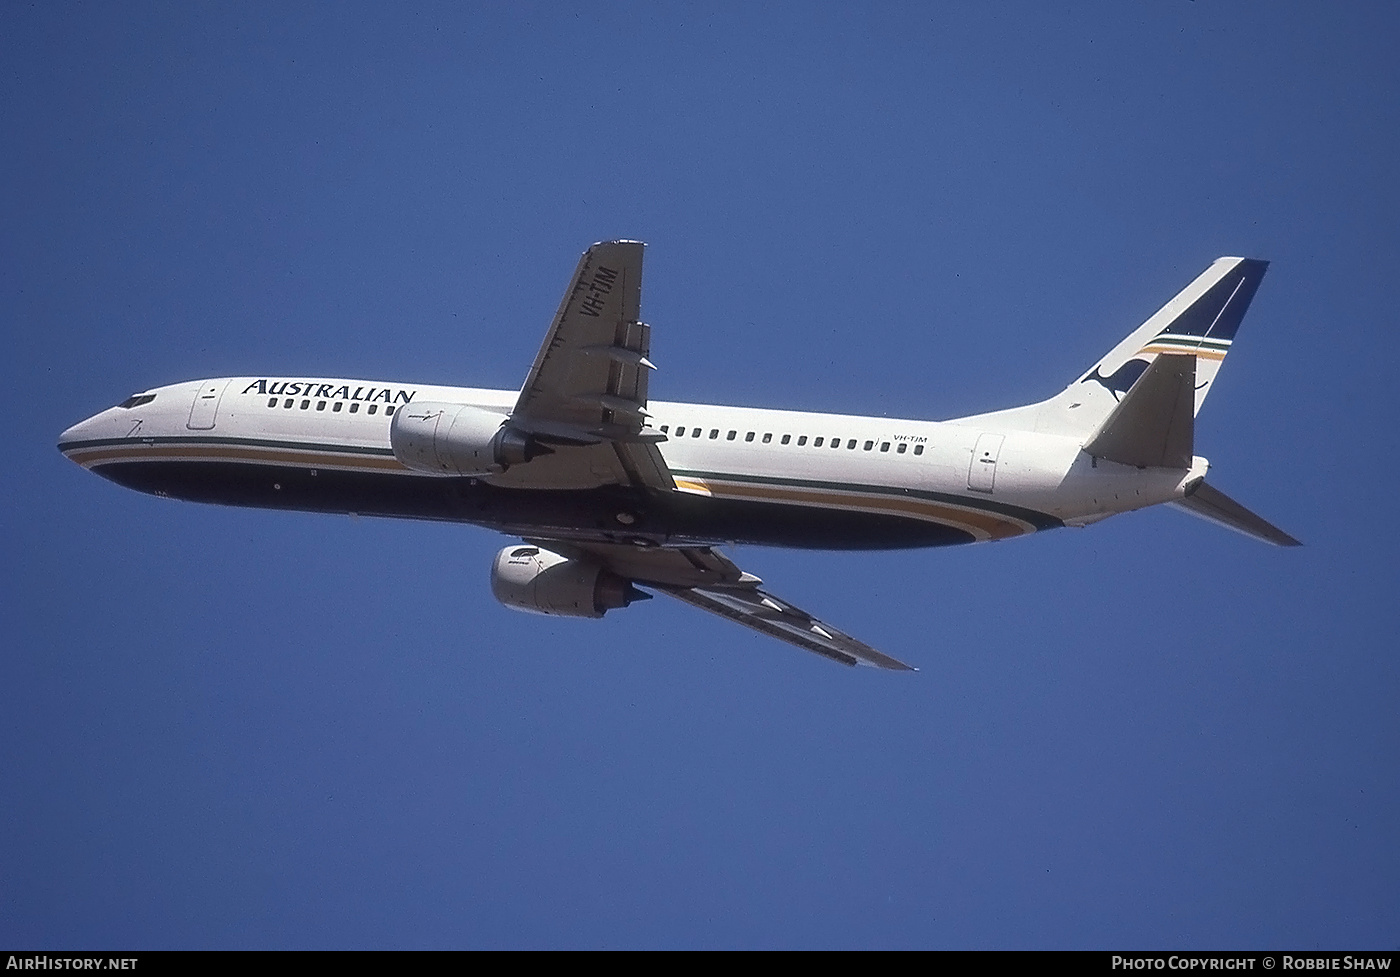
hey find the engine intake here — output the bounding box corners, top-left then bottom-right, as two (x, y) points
(491, 545), (650, 619)
(390, 402), (550, 476)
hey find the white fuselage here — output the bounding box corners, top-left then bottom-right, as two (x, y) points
(59, 375), (1206, 550)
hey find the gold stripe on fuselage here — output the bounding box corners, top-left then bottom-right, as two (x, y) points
(694, 476), (1033, 541)
(63, 441), (410, 473)
(672, 478), (713, 496)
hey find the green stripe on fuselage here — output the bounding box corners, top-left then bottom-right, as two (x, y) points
(58, 435), (396, 457)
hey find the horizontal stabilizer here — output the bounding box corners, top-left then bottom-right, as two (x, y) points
(1172, 480), (1301, 546)
(1083, 353), (1195, 468)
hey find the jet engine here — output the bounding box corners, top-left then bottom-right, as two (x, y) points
(390, 402), (549, 476)
(490, 545), (650, 618)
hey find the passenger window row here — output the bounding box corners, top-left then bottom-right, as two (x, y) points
(657, 425), (925, 456)
(265, 397), (395, 416)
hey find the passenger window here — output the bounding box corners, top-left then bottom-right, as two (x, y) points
(832, 439), (841, 449)
(385, 405), (395, 416)
(847, 439), (856, 449)
(350, 403), (359, 413)
(333, 402), (343, 412)
(300, 400), (310, 409)
(675, 427), (685, 437)
(864, 441), (873, 451)
(368, 404), (378, 414)
(692, 428), (701, 438)
(317, 401), (326, 411)
(709, 429), (718, 439)
(661, 425), (669, 434)
(897, 442), (907, 454)
(745, 432), (755, 442)
(781, 434), (791, 445)
(267, 397), (277, 408)
(914, 444), (924, 456)
(727, 431), (736, 440)
(880, 442), (889, 452)
(814, 437), (824, 447)
(797, 436), (807, 446)
(284, 399), (294, 408)
(762, 433), (772, 444)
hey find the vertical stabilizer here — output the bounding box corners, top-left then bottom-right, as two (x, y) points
(959, 257), (1268, 438)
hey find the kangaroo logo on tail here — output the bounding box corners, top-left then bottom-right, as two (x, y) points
(1082, 358), (1150, 401)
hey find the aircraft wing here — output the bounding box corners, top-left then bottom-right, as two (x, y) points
(503, 240), (673, 492)
(656, 583), (915, 670)
(534, 539), (914, 670)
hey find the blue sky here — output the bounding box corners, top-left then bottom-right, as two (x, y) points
(4, 2), (1398, 949)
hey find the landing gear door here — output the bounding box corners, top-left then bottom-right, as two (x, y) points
(968, 433), (1004, 493)
(187, 380), (232, 430)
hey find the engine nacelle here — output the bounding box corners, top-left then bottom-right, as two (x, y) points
(390, 402), (549, 476)
(490, 545), (649, 619)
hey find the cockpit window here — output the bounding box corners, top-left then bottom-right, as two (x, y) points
(118, 394), (156, 409)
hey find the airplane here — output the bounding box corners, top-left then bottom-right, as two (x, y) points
(57, 241), (1298, 671)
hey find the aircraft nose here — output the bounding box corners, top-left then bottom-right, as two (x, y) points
(57, 415), (99, 461)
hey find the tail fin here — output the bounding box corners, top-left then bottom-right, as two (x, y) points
(962, 257), (1268, 438)
(1087, 256), (1267, 419)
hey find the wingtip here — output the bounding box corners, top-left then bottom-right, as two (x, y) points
(863, 655), (918, 672)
